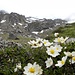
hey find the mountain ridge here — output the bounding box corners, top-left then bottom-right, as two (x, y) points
(0, 10), (67, 39)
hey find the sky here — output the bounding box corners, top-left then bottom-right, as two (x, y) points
(0, 0), (75, 20)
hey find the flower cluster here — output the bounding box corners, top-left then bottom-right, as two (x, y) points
(28, 38), (53, 48)
(28, 33), (74, 67)
(28, 38), (43, 48)
(14, 33), (75, 75)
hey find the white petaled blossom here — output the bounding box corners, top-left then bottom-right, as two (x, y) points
(54, 37), (63, 43)
(54, 33), (59, 37)
(64, 47), (67, 49)
(54, 37), (69, 43)
(28, 40), (36, 45)
(69, 51), (75, 64)
(42, 39), (53, 47)
(23, 62), (43, 75)
(14, 62), (21, 72)
(72, 51), (75, 56)
(46, 46), (59, 57)
(55, 44), (63, 52)
(28, 40), (43, 48)
(55, 56), (67, 67)
(36, 38), (43, 43)
(16, 62), (21, 69)
(65, 37), (69, 41)
(64, 51), (72, 57)
(45, 57), (53, 68)
(14, 68), (18, 72)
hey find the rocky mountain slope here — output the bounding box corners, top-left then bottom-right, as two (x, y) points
(0, 10), (67, 39)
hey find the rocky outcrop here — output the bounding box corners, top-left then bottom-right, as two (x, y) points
(8, 32), (19, 40)
(0, 10), (67, 38)
(0, 37), (22, 49)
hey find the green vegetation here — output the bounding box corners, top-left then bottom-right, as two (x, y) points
(0, 23), (75, 75)
(53, 23), (75, 37)
(45, 23), (75, 40)
(0, 42), (75, 75)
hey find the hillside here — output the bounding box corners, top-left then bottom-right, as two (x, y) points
(0, 11), (67, 41)
(0, 11), (75, 74)
(44, 22), (75, 40)
(0, 22), (75, 75)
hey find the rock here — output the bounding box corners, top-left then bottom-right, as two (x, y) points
(0, 10), (67, 38)
(65, 38), (75, 43)
(0, 37), (2, 41)
(8, 32), (19, 40)
(0, 39), (22, 49)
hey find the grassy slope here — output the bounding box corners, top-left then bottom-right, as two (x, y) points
(0, 23), (75, 75)
(0, 23), (75, 45)
(45, 23), (75, 40)
(53, 24), (75, 38)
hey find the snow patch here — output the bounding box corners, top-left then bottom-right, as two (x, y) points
(18, 23), (23, 26)
(40, 30), (44, 33)
(32, 31), (39, 35)
(0, 20), (6, 23)
(14, 23), (16, 26)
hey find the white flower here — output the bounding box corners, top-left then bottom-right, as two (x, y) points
(72, 51), (75, 56)
(54, 37), (68, 43)
(55, 56), (67, 67)
(36, 38), (43, 43)
(55, 44), (62, 52)
(64, 47), (67, 49)
(46, 46), (59, 57)
(14, 68), (17, 72)
(45, 57), (53, 68)
(16, 62), (21, 69)
(28, 40), (36, 45)
(28, 40), (43, 48)
(69, 51), (75, 64)
(64, 51), (72, 57)
(65, 37), (69, 41)
(72, 56), (75, 63)
(23, 62), (43, 75)
(54, 33), (59, 37)
(54, 37), (63, 43)
(14, 62), (21, 72)
(69, 56), (75, 64)
(42, 39), (53, 47)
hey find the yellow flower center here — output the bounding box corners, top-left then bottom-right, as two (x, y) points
(72, 57), (75, 61)
(44, 41), (47, 44)
(50, 49), (54, 54)
(56, 48), (58, 50)
(61, 60), (65, 64)
(58, 38), (61, 42)
(29, 67), (35, 73)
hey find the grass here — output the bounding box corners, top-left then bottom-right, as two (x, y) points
(0, 33), (34, 46)
(53, 25), (75, 38)
(45, 23), (75, 41)
(0, 23), (75, 75)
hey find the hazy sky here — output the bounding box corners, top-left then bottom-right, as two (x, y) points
(0, 0), (75, 19)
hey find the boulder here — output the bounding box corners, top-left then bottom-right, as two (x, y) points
(8, 32), (19, 40)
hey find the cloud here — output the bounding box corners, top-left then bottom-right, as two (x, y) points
(0, 0), (75, 19)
